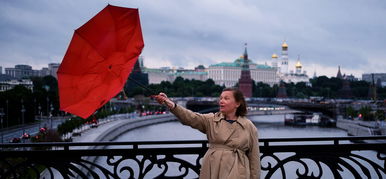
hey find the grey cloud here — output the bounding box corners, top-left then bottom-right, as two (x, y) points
(0, 0), (385, 77)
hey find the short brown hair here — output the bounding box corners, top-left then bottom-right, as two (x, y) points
(222, 87), (247, 117)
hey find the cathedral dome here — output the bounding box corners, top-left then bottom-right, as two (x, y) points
(282, 42), (288, 48)
(271, 53), (278, 58)
(295, 60), (302, 68)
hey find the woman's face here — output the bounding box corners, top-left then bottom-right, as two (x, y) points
(219, 91), (240, 115)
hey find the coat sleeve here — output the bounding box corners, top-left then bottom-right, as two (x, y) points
(248, 125), (261, 179)
(170, 104), (212, 133)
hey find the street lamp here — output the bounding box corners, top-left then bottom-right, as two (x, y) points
(33, 98), (36, 116)
(0, 108), (4, 143)
(46, 97), (49, 117)
(6, 100), (8, 128)
(38, 104), (42, 129)
(21, 99), (26, 138)
(50, 103), (54, 129)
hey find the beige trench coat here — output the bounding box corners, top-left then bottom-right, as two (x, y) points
(171, 105), (260, 179)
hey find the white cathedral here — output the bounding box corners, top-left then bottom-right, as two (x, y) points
(272, 41), (309, 84)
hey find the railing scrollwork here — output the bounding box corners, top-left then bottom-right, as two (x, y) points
(1, 136), (385, 178)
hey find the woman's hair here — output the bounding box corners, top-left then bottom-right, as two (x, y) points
(222, 87), (247, 117)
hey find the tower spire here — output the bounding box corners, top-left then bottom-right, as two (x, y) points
(243, 43), (248, 60)
(337, 66), (343, 79)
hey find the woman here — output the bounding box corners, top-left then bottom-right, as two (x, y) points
(154, 88), (260, 179)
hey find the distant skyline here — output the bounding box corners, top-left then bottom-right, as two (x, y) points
(1, 0), (386, 78)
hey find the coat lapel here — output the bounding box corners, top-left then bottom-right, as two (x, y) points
(214, 113), (246, 144)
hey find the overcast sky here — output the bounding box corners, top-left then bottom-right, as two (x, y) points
(1, 0), (386, 78)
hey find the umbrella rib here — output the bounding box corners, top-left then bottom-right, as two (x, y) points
(128, 76), (156, 94)
(74, 30), (107, 61)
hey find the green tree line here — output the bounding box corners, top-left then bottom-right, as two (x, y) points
(126, 77), (225, 97)
(253, 76), (385, 99)
(0, 76), (59, 128)
(126, 76), (386, 99)
(1, 75), (384, 128)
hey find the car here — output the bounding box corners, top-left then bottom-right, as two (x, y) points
(10, 137), (21, 143)
(22, 133), (31, 139)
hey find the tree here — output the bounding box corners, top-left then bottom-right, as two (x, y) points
(375, 110), (385, 121)
(358, 106), (374, 121)
(345, 106), (357, 119)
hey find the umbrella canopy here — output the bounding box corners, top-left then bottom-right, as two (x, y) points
(57, 5), (144, 119)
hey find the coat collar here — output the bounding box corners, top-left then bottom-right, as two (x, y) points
(215, 112), (247, 129)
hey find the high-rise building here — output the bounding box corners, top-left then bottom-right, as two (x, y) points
(238, 44), (253, 98)
(362, 73), (386, 87)
(48, 63), (60, 79)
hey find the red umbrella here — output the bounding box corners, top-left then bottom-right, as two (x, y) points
(57, 5), (144, 119)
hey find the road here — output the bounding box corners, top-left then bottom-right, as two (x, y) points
(0, 117), (68, 143)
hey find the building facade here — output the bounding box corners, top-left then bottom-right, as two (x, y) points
(5, 65), (35, 79)
(144, 67), (208, 84)
(0, 79), (33, 92)
(362, 73), (386, 87)
(208, 56), (277, 87)
(48, 63), (60, 79)
(4, 63), (61, 79)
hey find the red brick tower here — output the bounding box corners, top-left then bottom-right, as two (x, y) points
(238, 43), (253, 98)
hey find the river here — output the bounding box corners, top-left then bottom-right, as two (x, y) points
(114, 114), (348, 141)
(106, 114), (378, 178)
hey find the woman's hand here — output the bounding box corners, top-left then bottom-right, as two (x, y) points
(154, 93), (175, 109)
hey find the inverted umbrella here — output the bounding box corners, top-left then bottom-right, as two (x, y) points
(57, 5), (144, 119)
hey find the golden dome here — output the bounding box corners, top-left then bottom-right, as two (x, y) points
(295, 60), (302, 68)
(282, 42), (288, 48)
(271, 53), (278, 58)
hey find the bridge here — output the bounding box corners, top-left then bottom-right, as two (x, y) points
(1, 98), (383, 178)
(1, 111), (386, 178)
(1, 136), (385, 178)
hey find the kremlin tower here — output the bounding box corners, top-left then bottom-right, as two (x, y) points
(337, 66), (343, 79)
(238, 43), (253, 98)
(280, 41), (289, 74)
(295, 56), (302, 74)
(271, 53), (279, 69)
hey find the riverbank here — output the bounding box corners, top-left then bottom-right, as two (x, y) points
(71, 113), (176, 143)
(336, 118), (386, 136)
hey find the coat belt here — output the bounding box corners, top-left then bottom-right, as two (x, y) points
(209, 143), (246, 154)
(209, 143), (248, 171)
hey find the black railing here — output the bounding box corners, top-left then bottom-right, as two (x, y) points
(1, 136), (385, 178)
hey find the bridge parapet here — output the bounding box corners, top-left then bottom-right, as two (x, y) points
(1, 136), (385, 178)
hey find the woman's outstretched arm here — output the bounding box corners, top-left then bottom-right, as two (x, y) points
(154, 93), (212, 133)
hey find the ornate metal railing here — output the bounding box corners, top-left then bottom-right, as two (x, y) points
(1, 136), (385, 178)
